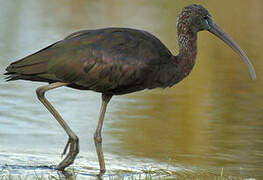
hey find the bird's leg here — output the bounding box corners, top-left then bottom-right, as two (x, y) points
(94, 93), (112, 176)
(36, 82), (79, 171)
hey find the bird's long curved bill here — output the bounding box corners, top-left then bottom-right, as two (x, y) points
(208, 22), (256, 80)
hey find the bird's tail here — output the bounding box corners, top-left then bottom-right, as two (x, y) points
(4, 60), (48, 81)
(4, 43), (57, 82)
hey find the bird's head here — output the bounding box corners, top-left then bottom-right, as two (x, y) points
(180, 4), (212, 33)
(177, 4), (256, 80)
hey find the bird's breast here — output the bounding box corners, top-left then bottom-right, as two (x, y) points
(144, 61), (183, 89)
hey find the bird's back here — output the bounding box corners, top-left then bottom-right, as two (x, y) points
(5, 28), (176, 95)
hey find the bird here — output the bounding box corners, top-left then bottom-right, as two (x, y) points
(4, 4), (256, 175)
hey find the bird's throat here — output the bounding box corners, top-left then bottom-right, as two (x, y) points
(177, 32), (198, 78)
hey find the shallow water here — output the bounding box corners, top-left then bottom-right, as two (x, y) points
(1, 0), (263, 179)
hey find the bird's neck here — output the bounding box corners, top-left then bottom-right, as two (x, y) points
(176, 17), (198, 79)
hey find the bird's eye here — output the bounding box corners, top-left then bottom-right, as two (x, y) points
(204, 16), (209, 20)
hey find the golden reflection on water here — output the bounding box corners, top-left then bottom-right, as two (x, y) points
(0, 0), (263, 178)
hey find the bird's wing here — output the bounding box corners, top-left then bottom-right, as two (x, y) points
(5, 28), (173, 94)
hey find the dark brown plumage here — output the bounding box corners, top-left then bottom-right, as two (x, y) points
(5, 28), (181, 95)
(4, 4), (256, 176)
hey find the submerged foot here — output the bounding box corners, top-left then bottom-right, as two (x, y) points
(97, 169), (106, 179)
(56, 137), (79, 171)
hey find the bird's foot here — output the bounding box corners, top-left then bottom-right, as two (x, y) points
(61, 139), (70, 158)
(96, 169), (106, 179)
(56, 136), (79, 171)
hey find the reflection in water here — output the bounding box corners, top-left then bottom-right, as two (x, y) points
(0, 0), (263, 179)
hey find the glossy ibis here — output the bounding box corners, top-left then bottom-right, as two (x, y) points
(4, 4), (256, 175)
